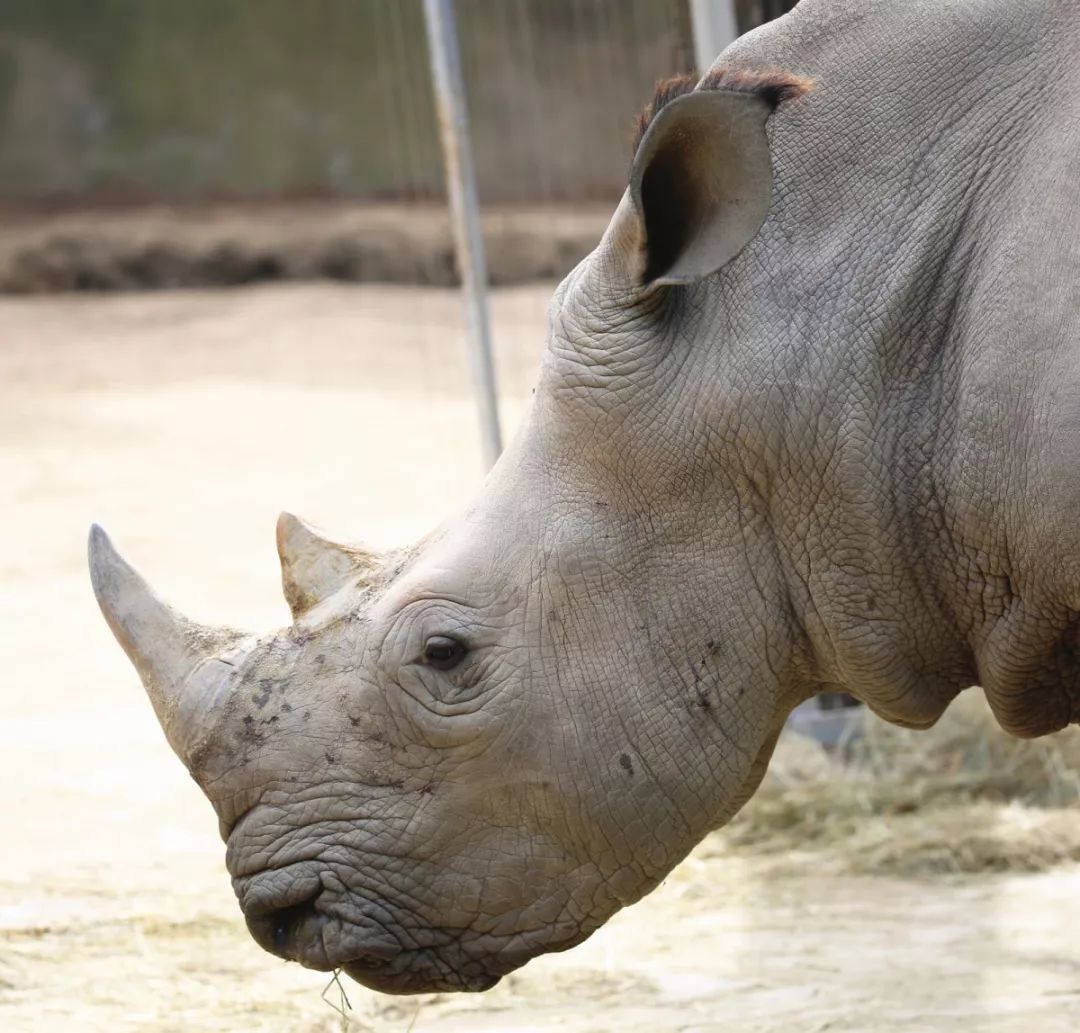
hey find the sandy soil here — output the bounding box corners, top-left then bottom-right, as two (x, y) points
(2, 283), (1078, 1033)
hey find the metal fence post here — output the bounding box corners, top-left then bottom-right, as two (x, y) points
(688, 0), (739, 73)
(422, 0), (503, 470)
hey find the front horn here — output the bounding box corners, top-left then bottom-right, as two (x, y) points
(88, 524), (253, 766)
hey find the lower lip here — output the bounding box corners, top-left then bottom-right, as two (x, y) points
(468, 973), (501, 992)
(341, 961), (501, 995)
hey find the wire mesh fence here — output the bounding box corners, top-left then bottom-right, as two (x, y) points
(0, 1), (797, 208)
(0, 0), (700, 207)
(0, 1), (800, 295)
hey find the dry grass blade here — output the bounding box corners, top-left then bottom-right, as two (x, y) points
(719, 692), (1080, 875)
(321, 968), (354, 1031)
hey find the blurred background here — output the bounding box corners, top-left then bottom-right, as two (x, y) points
(2, 3), (1078, 1032)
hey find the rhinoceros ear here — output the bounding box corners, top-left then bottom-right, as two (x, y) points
(623, 70), (809, 286)
(276, 512), (379, 618)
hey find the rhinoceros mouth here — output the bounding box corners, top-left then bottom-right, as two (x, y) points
(234, 852), (597, 993)
(236, 875), (542, 992)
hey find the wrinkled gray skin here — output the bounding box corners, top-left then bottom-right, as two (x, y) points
(90, 0), (1080, 995)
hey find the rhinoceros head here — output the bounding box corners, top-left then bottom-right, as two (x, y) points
(90, 72), (823, 994)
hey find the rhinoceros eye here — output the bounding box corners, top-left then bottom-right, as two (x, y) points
(422, 635), (468, 672)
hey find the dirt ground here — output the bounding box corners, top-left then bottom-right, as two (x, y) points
(2, 283), (1079, 1033)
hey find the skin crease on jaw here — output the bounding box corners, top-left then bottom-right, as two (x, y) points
(88, 0), (1080, 995)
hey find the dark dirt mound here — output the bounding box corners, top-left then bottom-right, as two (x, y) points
(0, 201), (610, 293)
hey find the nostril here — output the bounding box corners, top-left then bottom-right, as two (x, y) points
(272, 902), (311, 954)
(248, 891), (322, 959)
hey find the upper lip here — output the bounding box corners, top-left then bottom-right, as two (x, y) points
(236, 868), (324, 917)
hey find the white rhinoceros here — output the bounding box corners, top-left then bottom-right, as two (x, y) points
(89, 0), (1079, 996)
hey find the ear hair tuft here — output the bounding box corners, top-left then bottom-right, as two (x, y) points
(631, 73), (698, 154)
(699, 66), (814, 108)
(632, 67), (813, 157)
